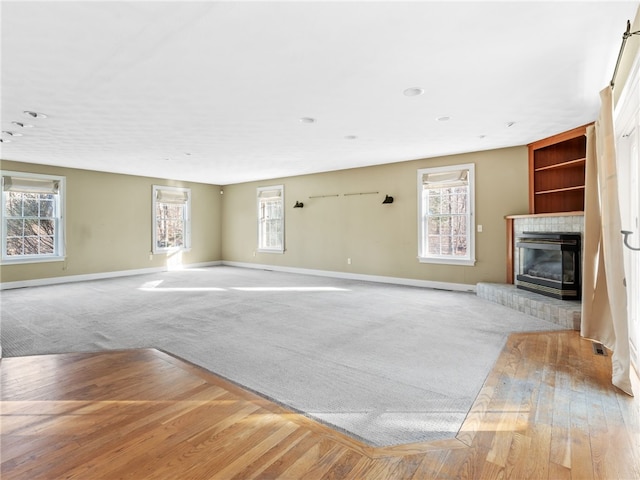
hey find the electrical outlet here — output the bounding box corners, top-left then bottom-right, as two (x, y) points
(477, 225), (483, 233)
(347, 258), (352, 265)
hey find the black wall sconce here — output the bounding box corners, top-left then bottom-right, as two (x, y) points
(382, 195), (394, 204)
(294, 201), (304, 208)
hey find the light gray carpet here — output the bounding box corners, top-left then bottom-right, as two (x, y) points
(0, 266), (564, 446)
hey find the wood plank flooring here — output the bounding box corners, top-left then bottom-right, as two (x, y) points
(2, 330), (639, 479)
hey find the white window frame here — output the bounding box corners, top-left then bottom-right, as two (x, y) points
(152, 185), (191, 254)
(1, 170), (66, 264)
(417, 163), (475, 266)
(257, 185), (284, 254)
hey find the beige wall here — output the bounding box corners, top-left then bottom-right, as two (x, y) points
(222, 146), (529, 285)
(2, 147), (530, 287)
(0, 160), (222, 283)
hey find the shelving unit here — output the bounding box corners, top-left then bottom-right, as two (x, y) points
(528, 124), (591, 214)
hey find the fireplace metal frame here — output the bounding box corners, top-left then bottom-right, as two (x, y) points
(515, 232), (581, 300)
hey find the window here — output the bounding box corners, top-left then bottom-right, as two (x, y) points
(257, 185), (284, 253)
(1, 171), (65, 263)
(153, 185), (191, 253)
(417, 164), (475, 265)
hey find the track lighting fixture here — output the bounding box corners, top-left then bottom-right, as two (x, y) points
(382, 195), (394, 204)
(294, 201), (304, 208)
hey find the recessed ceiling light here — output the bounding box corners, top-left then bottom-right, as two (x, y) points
(2, 131), (23, 137)
(437, 116), (451, 122)
(11, 121), (34, 128)
(299, 117), (316, 124)
(24, 111), (48, 119)
(403, 87), (424, 97)
(344, 135), (358, 140)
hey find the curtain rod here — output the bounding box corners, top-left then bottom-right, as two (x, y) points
(610, 20), (640, 88)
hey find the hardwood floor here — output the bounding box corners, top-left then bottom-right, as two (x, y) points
(1, 330), (639, 479)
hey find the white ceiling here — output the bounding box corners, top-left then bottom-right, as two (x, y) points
(1, 1), (638, 185)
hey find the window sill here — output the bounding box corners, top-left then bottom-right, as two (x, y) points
(1, 255), (65, 266)
(257, 248), (284, 254)
(418, 256), (476, 266)
(152, 247), (191, 255)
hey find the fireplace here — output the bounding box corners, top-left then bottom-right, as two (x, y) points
(516, 232), (581, 300)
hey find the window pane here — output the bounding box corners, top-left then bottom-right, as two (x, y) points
(427, 217), (439, 235)
(6, 237), (23, 256)
(40, 199), (54, 217)
(427, 195), (441, 215)
(40, 219), (55, 235)
(166, 220), (184, 247)
(6, 219), (23, 236)
(440, 216), (452, 235)
(156, 219), (169, 248)
(427, 235), (441, 255)
(23, 194), (38, 216)
(450, 194), (467, 214)
(6, 193), (22, 216)
(452, 215), (467, 236)
(23, 236), (39, 255)
(156, 220), (166, 248)
(40, 236), (54, 254)
(452, 236), (467, 256)
(440, 235), (452, 255)
(24, 218), (39, 235)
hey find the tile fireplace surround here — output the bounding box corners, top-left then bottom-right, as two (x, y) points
(509, 211), (585, 284)
(476, 212), (584, 330)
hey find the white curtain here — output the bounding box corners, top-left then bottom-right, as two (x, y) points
(581, 86), (633, 396)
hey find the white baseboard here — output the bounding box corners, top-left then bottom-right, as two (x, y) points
(222, 261), (476, 292)
(0, 260), (475, 293)
(0, 261), (223, 290)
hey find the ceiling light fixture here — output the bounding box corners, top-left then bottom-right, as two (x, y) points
(2, 131), (22, 137)
(506, 121), (516, 127)
(0, 139), (10, 143)
(437, 116), (451, 122)
(11, 121), (34, 128)
(344, 135), (357, 140)
(299, 117), (316, 124)
(403, 87), (424, 97)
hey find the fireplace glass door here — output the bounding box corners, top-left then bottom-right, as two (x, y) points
(520, 249), (576, 284)
(515, 232), (581, 300)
